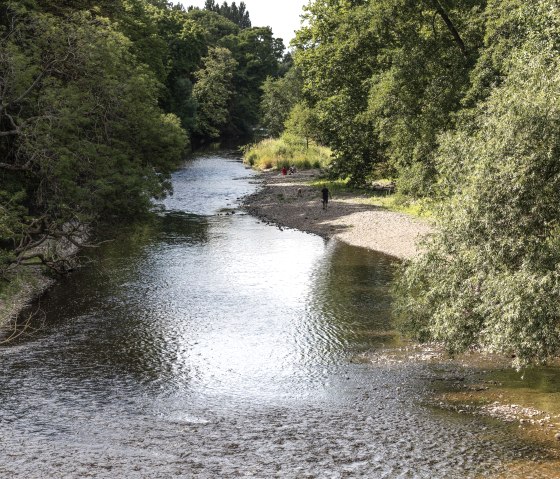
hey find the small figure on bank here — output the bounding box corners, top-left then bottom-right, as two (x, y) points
(281, 166), (287, 176)
(289, 165), (296, 175)
(321, 186), (331, 210)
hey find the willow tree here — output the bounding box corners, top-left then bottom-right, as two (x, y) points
(394, 1), (560, 365)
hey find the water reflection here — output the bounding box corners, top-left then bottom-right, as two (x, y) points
(487, 366), (560, 416)
(305, 242), (397, 359)
(0, 154), (555, 478)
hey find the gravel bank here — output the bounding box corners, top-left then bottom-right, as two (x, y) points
(243, 169), (432, 259)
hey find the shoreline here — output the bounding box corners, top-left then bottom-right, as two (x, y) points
(0, 272), (54, 331)
(243, 171), (560, 447)
(242, 168), (432, 259)
(0, 228), (86, 332)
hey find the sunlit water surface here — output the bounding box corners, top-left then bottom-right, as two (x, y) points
(0, 154), (557, 478)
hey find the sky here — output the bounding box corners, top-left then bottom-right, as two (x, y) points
(178, 0), (308, 46)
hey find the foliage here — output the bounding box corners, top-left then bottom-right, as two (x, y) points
(185, 8), (240, 45)
(203, 0), (251, 29)
(463, 0), (560, 108)
(219, 26), (284, 137)
(260, 66), (302, 137)
(117, 1), (284, 141)
(293, 0), (485, 189)
(293, 0), (382, 185)
(193, 47), (238, 139)
(243, 133), (331, 170)
(0, 2), (187, 274)
(283, 102), (318, 150)
(394, 28), (560, 365)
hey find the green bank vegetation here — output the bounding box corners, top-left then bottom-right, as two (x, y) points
(0, 0), (285, 295)
(243, 134), (331, 171)
(253, 0), (560, 365)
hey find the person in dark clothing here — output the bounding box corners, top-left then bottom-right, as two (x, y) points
(321, 187), (331, 210)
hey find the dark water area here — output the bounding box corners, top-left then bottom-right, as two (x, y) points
(0, 153), (558, 478)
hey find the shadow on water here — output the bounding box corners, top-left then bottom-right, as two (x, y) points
(306, 243), (397, 355)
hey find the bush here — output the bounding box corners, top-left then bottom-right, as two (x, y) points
(395, 162), (436, 198)
(243, 133), (331, 170)
(247, 152), (257, 166)
(394, 41), (560, 366)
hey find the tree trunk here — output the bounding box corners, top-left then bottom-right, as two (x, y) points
(429, 0), (468, 59)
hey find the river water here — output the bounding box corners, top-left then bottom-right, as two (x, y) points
(0, 153), (557, 478)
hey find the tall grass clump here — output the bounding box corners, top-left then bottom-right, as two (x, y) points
(243, 133), (331, 170)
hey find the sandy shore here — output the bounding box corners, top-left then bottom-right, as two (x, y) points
(243, 169), (432, 259)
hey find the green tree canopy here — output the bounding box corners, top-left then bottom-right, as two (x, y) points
(219, 26), (284, 136)
(204, 0), (251, 29)
(260, 66), (303, 137)
(394, 6), (560, 365)
(293, 0), (485, 187)
(193, 47), (238, 139)
(0, 1), (187, 273)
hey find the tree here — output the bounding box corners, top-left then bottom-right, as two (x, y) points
(153, 7), (206, 131)
(260, 65), (302, 137)
(293, 0), (485, 188)
(204, 0), (251, 29)
(394, 24), (560, 366)
(284, 103), (317, 149)
(192, 47), (238, 139)
(186, 7), (240, 45)
(0, 2), (187, 274)
(219, 26), (284, 137)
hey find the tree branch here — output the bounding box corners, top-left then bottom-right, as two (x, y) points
(0, 129), (18, 137)
(15, 234), (49, 255)
(7, 69), (47, 108)
(428, 0), (468, 59)
(0, 160), (31, 170)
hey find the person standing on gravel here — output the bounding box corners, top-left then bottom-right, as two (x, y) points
(321, 187), (331, 210)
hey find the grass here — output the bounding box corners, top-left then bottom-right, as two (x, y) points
(309, 177), (352, 193)
(0, 270), (33, 324)
(310, 178), (434, 218)
(365, 194), (434, 218)
(0, 271), (24, 300)
(243, 133), (332, 171)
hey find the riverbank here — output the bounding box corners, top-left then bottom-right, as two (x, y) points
(242, 168), (560, 454)
(242, 169), (432, 259)
(0, 272), (54, 332)
(0, 229), (86, 332)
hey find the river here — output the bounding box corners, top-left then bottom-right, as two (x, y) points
(0, 153), (557, 478)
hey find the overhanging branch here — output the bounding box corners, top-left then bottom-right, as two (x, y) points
(428, 0), (468, 59)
